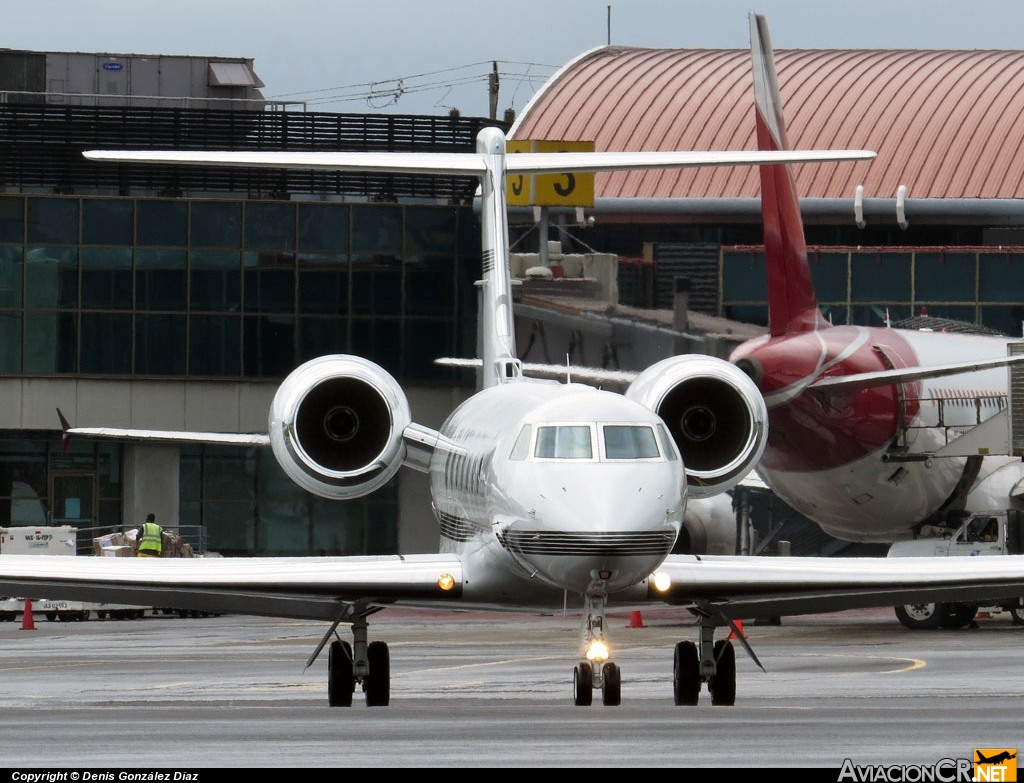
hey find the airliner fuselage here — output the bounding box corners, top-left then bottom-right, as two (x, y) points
(732, 325), (1018, 541)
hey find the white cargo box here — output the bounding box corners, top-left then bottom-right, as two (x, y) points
(0, 526), (77, 556)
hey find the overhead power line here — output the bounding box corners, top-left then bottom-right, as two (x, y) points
(267, 60), (559, 113)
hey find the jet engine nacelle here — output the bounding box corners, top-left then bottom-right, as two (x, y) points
(625, 355), (768, 499)
(268, 355), (412, 500)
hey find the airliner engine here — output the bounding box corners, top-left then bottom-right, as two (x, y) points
(268, 355), (411, 499)
(625, 355), (768, 498)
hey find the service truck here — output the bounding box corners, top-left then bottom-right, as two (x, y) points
(887, 509), (1024, 629)
(0, 525), (151, 621)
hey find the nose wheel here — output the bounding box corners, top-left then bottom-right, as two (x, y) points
(574, 660), (621, 706)
(573, 590), (622, 706)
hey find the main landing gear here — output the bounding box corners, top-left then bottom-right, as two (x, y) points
(672, 613), (742, 706)
(314, 611), (391, 707)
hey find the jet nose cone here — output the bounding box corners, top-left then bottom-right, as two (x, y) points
(504, 463), (683, 592)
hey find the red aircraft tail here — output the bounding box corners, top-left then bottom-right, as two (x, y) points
(750, 13), (828, 337)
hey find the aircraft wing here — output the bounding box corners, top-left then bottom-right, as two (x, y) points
(654, 553), (1024, 620)
(0, 553), (464, 622)
(82, 148), (874, 176)
(4, 550), (1024, 624)
(808, 352), (1024, 392)
(442, 352), (1024, 396)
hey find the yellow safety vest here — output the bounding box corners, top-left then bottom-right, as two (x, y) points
(138, 522), (163, 557)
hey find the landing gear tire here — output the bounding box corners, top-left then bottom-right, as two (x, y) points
(601, 662), (621, 706)
(364, 640), (390, 707)
(710, 639), (736, 706)
(573, 662), (593, 706)
(940, 603), (978, 629)
(673, 640), (700, 706)
(328, 640), (354, 707)
(895, 603), (947, 630)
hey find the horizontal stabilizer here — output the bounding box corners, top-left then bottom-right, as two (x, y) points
(66, 426), (270, 447)
(83, 148), (874, 177)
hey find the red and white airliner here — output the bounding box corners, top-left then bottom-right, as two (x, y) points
(729, 15), (1024, 545)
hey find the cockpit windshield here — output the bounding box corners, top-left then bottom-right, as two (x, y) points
(535, 425), (593, 459)
(602, 425), (660, 459)
(513, 423), (667, 462)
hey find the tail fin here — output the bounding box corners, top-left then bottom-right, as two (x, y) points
(750, 13), (828, 337)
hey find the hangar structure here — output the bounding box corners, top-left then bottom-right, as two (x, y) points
(1, 42), (1023, 557)
(509, 45), (1024, 337)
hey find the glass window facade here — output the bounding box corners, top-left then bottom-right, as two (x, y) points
(0, 194), (477, 556)
(721, 246), (1024, 333)
(0, 195), (473, 380)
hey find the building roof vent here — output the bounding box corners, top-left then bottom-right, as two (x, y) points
(208, 61), (262, 88)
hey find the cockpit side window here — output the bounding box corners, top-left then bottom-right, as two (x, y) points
(535, 425), (593, 459)
(657, 423), (679, 461)
(510, 424), (532, 461)
(603, 425), (660, 459)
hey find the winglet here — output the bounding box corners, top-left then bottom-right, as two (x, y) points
(56, 407), (71, 455)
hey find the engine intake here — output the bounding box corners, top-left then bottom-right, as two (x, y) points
(625, 355), (768, 498)
(269, 355), (412, 499)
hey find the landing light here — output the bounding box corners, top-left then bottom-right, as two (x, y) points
(652, 571), (672, 592)
(585, 640), (610, 663)
(437, 572), (456, 591)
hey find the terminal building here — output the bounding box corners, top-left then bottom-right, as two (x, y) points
(2, 43), (1024, 557)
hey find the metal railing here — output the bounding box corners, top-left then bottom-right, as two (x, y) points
(0, 102), (508, 200)
(72, 524), (208, 558)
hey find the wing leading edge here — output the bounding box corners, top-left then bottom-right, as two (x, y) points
(654, 553), (1024, 620)
(0, 554), (464, 622)
(4, 549), (1024, 626)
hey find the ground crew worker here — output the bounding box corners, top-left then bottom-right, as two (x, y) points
(136, 513), (163, 558)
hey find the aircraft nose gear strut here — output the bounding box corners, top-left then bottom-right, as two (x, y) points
(574, 588), (621, 706)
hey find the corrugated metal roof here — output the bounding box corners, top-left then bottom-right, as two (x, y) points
(509, 46), (1024, 201)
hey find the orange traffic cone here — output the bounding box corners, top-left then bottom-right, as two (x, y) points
(20, 598), (36, 631)
(628, 611), (645, 628)
(727, 619), (744, 640)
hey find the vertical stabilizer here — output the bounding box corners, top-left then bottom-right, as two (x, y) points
(750, 13), (828, 337)
(476, 128), (523, 389)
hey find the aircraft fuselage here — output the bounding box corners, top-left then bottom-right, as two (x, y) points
(732, 325), (1016, 541)
(429, 380), (685, 596)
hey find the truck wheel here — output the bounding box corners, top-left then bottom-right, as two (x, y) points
(1010, 607), (1024, 625)
(895, 603), (947, 629)
(940, 603), (977, 629)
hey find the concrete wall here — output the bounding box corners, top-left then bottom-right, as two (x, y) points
(123, 444), (180, 529)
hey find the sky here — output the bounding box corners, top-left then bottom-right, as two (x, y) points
(9, 0), (1024, 118)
